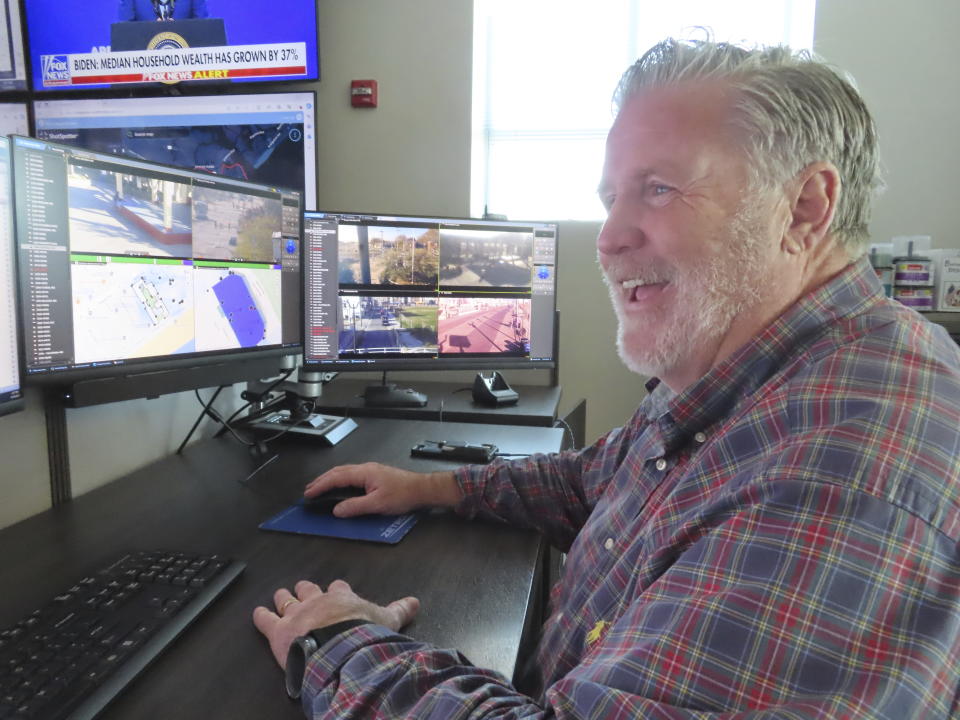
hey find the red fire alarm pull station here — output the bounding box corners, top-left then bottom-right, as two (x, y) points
(351, 80), (377, 108)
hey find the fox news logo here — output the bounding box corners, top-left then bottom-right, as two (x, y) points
(41, 55), (71, 85)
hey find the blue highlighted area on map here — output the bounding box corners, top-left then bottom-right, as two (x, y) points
(194, 264), (282, 351)
(212, 274), (266, 348)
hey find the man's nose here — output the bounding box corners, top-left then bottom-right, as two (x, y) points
(596, 203), (644, 257)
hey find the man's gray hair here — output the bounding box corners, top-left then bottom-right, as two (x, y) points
(615, 38), (883, 256)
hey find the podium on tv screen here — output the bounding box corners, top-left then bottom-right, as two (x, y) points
(110, 18), (227, 51)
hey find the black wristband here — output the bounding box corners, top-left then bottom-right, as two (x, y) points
(306, 618), (372, 649)
(286, 619), (373, 700)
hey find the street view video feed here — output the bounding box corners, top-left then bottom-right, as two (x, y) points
(439, 228), (534, 289)
(326, 217), (545, 361)
(191, 185), (281, 263)
(338, 295), (438, 356)
(438, 296), (531, 356)
(67, 162), (193, 258)
(338, 224), (439, 287)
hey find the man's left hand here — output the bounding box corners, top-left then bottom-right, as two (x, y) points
(252, 579), (420, 669)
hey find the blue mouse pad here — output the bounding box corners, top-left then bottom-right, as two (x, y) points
(259, 502), (419, 544)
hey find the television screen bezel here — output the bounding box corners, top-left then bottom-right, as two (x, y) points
(11, 134), (304, 388)
(301, 209), (559, 374)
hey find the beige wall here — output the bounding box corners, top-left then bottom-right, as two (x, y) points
(0, 387), (245, 529)
(813, 0), (960, 250)
(308, 0), (472, 217)
(0, 392), (49, 527)
(2, 0), (957, 529)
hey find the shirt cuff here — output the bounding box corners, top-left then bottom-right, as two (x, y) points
(453, 465), (485, 518)
(301, 624), (411, 706)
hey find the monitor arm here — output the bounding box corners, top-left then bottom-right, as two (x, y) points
(243, 360), (331, 421)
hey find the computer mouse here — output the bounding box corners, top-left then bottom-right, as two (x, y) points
(301, 486), (367, 514)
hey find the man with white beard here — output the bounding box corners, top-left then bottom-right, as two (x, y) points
(253, 38), (960, 719)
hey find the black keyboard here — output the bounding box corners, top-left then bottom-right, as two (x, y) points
(0, 550), (245, 720)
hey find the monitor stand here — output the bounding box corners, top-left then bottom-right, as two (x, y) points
(362, 382), (428, 408)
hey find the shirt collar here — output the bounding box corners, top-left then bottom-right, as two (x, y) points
(648, 256), (886, 450)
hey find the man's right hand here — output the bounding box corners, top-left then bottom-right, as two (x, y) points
(304, 463), (462, 517)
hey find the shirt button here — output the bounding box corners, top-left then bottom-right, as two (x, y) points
(694, 432), (707, 443)
(655, 458), (667, 471)
(604, 538), (614, 550)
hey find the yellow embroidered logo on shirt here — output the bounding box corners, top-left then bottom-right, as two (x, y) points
(586, 619), (610, 645)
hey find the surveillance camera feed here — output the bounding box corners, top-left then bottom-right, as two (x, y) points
(303, 211), (558, 370)
(12, 136), (302, 382)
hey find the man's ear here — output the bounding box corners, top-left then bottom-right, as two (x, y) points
(782, 162), (841, 255)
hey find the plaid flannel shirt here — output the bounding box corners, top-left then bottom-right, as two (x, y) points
(301, 257), (960, 719)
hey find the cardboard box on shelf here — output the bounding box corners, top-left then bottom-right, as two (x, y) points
(930, 249), (960, 312)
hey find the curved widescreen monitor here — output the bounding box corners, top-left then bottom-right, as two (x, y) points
(33, 92), (316, 210)
(24, 0), (318, 92)
(302, 210), (559, 372)
(11, 136), (302, 397)
(0, 137), (24, 416)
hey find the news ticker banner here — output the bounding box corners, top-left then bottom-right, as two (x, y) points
(41, 42), (307, 87)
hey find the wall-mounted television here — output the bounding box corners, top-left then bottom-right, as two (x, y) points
(11, 136), (302, 405)
(24, 0), (319, 92)
(33, 92), (316, 210)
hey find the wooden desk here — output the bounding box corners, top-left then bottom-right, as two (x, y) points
(0, 418), (563, 719)
(314, 378), (562, 427)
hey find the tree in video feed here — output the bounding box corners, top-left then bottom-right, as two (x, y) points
(338, 225), (439, 286)
(191, 186), (281, 263)
(377, 228), (439, 285)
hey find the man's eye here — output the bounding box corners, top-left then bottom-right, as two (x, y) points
(650, 184), (672, 196)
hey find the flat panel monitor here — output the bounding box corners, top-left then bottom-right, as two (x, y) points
(33, 92), (317, 210)
(0, 0), (27, 92)
(0, 103), (28, 137)
(24, 0), (318, 92)
(0, 136), (23, 416)
(302, 211), (559, 373)
(11, 136), (302, 403)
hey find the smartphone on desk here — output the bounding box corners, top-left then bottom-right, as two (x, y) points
(410, 440), (498, 463)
